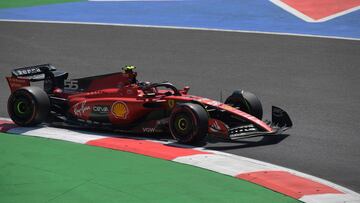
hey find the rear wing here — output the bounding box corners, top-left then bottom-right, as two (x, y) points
(6, 64), (68, 93)
(11, 64), (56, 81)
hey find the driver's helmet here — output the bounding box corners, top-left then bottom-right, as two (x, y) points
(122, 65), (136, 73)
(122, 65), (137, 84)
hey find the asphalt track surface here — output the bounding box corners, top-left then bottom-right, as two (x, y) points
(0, 21), (359, 192)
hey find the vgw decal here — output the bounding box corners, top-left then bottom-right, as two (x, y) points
(142, 128), (156, 133)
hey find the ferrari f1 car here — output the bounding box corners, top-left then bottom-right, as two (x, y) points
(6, 64), (292, 144)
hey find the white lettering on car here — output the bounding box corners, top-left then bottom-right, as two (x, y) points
(73, 101), (91, 116)
(210, 120), (222, 132)
(93, 106), (109, 113)
(64, 80), (79, 90)
(143, 128), (156, 133)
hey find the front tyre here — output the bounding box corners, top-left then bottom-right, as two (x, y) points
(225, 90), (263, 119)
(169, 103), (208, 144)
(8, 86), (50, 126)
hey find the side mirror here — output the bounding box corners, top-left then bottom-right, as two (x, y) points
(182, 86), (190, 94)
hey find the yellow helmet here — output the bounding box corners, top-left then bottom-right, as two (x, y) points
(122, 65), (136, 72)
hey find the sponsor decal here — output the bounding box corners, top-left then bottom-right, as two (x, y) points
(16, 67), (41, 76)
(197, 98), (222, 107)
(221, 104), (236, 111)
(73, 101), (91, 116)
(90, 105), (110, 123)
(168, 100), (175, 108)
(92, 105), (109, 114)
(143, 128), (156, 133)
(6, 77), (30, 92)
(210, 120), (222, 132)
(208, 100), (221, 106)
(111, 101), (129, 119)
(229, 125), (257, 137)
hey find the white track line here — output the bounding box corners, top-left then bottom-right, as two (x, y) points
(0, 19), (359, 41)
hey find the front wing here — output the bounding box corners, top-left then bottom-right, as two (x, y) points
(209, 106), (293, 141)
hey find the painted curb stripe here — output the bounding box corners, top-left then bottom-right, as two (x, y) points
(173, 153), (278, 176)
(300, 193), (360, 203)
(270, 0), (360, 23)
(237, 171), (343, 199)
(86, 137), (210, 160)
(281, 0), (360, 21)
(0, 119), (359, 202)
(7, 126), (104, 144)
(0, 120), (17, 132)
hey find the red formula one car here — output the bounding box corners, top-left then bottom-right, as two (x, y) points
(6, 64), (292, 144)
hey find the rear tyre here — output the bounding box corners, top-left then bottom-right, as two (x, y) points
(225, 90), (263, 119)
(8, 86), (50, 126)
(169, 103), (208, 144)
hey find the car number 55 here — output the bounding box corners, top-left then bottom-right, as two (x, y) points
(64, 80), (79, 90)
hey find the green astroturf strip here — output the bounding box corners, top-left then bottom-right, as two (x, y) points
(0, 0), (83, 9)
(0, 133), (300, 203)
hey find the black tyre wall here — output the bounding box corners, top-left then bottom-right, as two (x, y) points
(225, 90), (263, 119)
(7, 86), (50, 126)
(169, 103), (209, 144)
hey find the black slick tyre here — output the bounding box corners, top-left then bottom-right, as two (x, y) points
(169, 103), (208, 144)
(225, 90), (263, 119)
(7, 86), (50, 126)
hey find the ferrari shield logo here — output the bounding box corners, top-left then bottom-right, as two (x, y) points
(168, 100), (175, 108)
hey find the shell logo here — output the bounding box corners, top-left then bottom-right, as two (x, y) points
(111, 101), (129, 119)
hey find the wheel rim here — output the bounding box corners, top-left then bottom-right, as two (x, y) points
(177, 118), (188, 131)
(11, 95), (34, 120)
(16, 101), (27, 114)
(173, 113), (194, 139)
